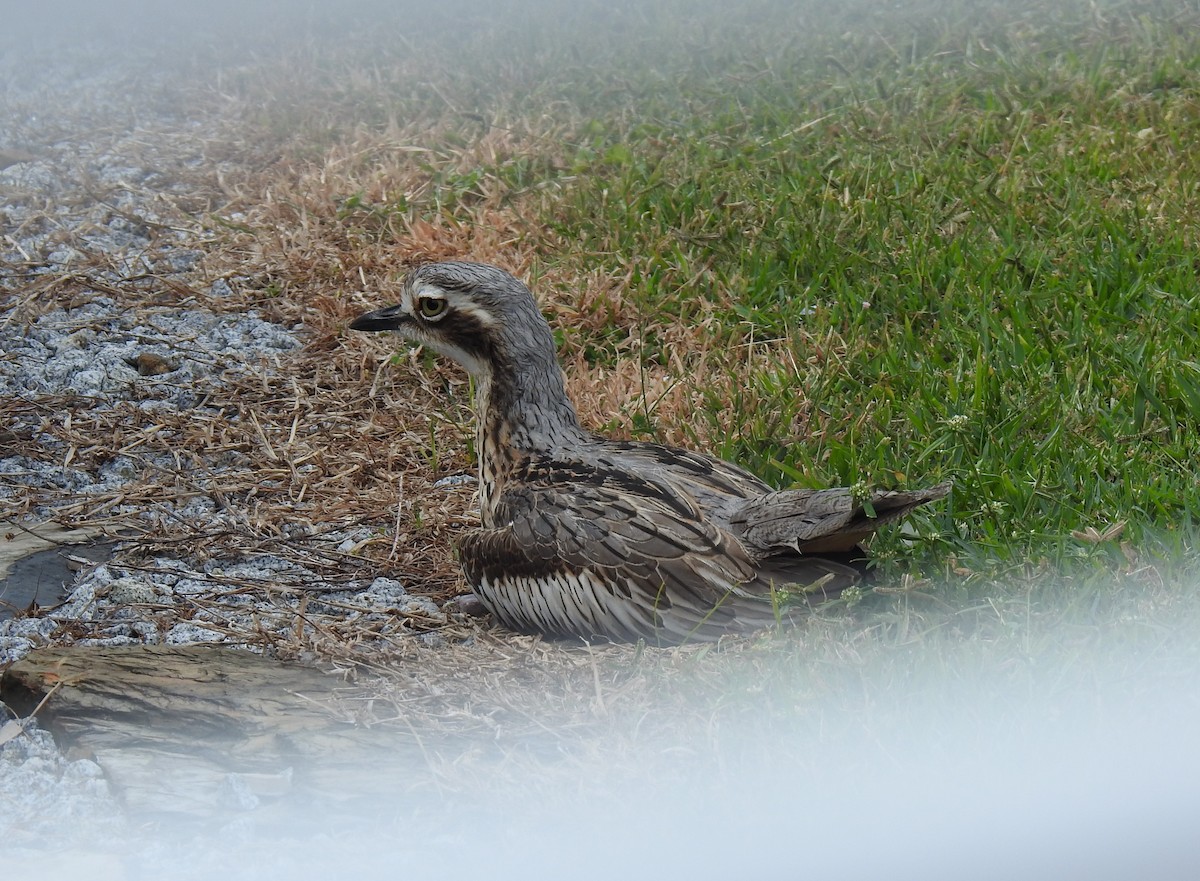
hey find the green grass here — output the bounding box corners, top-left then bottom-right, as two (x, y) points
(229, 0), (1200, 589)
(522, 0), (1200, 583)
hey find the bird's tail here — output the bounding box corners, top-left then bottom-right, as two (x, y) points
(731, 481), (952, 555)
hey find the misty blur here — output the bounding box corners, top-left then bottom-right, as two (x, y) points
(4, 0), (1200, 877)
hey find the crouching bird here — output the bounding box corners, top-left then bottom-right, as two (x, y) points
(350, 262), (949, 644)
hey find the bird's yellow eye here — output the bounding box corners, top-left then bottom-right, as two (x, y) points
(418, 296), (448, 319)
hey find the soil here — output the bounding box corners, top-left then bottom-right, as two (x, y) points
(3, 8), (1198, 880)
(0, 11), (462, 873)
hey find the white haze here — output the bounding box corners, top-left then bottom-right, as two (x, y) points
(2, 1), (1198, 878)
(116, 638), (1200, 881)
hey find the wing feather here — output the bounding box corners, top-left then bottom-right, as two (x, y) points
(731, 482), (952, 553)
(456, 467), (777, 643)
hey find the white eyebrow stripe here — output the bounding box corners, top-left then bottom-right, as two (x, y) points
(413, 282), (447, 300)
(443, 290), (498, 327)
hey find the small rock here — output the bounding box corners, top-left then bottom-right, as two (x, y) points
(0, 148), (38, 170)
(105, 577), (159, 605)
(166, 623), (225, 644)
(434, 474), (476, 489)
(128, 352), (175, 376)
(451, 593), (489, 617)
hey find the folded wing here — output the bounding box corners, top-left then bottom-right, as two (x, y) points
(457, 468), (781, 644)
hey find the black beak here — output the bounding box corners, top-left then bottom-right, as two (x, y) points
(349, 303), (407, 332)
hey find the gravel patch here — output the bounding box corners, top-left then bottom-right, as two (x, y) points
(0, 13), (445, 860)
(0, 299), (299, 403)
(5, 8), (1199, 881)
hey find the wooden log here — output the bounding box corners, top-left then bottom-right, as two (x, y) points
(1, 645), (433, 819)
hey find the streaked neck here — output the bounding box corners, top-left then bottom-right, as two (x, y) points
(474, 359), (586, 521)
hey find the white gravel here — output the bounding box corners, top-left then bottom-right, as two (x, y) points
(0, 11), (443, 862)
(4, 8), (1200, 881)
(0, 298), (299, 402)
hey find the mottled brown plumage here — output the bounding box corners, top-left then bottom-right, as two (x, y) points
(351, 262), (949, 644)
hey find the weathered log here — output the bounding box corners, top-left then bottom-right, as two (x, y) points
(1, 645), (432, 819)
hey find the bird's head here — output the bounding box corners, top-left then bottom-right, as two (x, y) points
(350, 261), (554, 379)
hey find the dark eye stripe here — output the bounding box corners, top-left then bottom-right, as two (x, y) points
(440, 311), (496, 360)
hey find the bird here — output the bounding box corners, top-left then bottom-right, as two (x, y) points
(350, 261), (950, 645)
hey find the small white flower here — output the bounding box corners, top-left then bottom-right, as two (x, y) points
(849, 480), (872, 504)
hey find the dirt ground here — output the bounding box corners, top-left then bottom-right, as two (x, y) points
(2, 6), (1199, 879)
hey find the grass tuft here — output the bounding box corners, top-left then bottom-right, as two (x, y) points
(191, 0), (1200, 592)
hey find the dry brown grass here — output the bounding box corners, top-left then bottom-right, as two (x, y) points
(6, 15), (1200, 819)
(0, 63), (785, 683)
(0, 60), (873, 772)
(0, 44), (867, 680)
